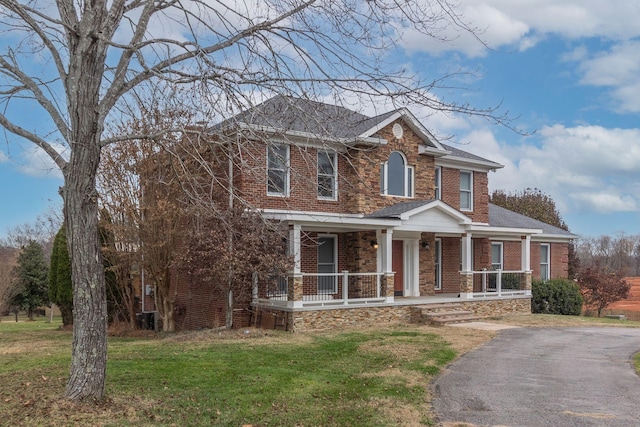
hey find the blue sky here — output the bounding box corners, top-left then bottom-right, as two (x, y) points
(1, 0), (639, 239)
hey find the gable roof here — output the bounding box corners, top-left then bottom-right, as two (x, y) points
(218, 95), (507, 169)
(489, 203), (576, 238)
(218, 95), (447, 149)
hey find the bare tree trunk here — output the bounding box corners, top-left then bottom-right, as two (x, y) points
(63, 144), (108, 401)
(226, 289), (233, 329)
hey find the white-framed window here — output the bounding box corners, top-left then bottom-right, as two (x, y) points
(380, 151), (414, 197)
(460, 170), (473, 211)
(434, 166), (441, 200)
(317, 235), (337, 294)
(267, 143), (289, 196)
(317, 150), (337, 200)
(434, 238), (442, 290)
(540, 244), (550, 282)
(491, 242), (503, 270)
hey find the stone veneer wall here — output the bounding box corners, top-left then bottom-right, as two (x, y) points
(253, 296), (531, 332)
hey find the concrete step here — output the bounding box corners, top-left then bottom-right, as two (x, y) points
(424, 310), (474, 318)
(428, 314), (483, 326)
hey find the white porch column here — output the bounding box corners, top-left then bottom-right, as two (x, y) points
(521, 234), (532, 296)
(521, 235), (531, 272)
(289, 224), (301, 274)
(379, 228), (394, 273)
(460, 232), (474, 299)
(378, 228), (395, 302)
(461, 233), (472, 273)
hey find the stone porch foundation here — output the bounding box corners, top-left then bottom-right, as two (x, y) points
(253, 296), (531, 332)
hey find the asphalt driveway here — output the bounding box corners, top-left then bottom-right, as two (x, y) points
(432, 327), (640, 426)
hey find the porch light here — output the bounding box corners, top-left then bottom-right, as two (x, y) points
(421, 241), (430, 250)
(370, 240), (379, 250)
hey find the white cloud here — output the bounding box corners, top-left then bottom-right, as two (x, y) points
(446, 122), (640, 216)
(571, 41), (640, 113)
(400, 1), (640, 56)
(18, 142), (67, 179)
(399, 2), (530, 57)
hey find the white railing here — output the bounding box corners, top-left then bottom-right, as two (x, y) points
(471, 269), (529, 297)
(300, 271), (385, 306)
(255, 271), (386, 307)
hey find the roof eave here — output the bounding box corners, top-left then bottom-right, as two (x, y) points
(358, 109), (446, 150)
(436, 155), (504, 172)
(224, 122), (387, 147)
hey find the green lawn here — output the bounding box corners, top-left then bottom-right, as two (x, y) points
(0, 318), (457, 426)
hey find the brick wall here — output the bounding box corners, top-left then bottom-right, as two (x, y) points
(440, 168), (489, 223)
(502, 241), (522, 270)
(441, 237), (461, 293)
(234, 120), (448, 216)
(530, 242), (569, 280)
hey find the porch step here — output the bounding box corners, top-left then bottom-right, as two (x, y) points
(410, 304), (483, 326)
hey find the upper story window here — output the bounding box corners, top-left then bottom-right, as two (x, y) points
(380, 151), (414, 197)
(317, 150), (337, 200)
(267, 143), (289, 196)
(434, 166), (441, 200)
(540, 244), (550, 281)
(460, 170), (473, 211)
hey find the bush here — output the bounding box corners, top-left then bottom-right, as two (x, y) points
(532, 279), (583, 315)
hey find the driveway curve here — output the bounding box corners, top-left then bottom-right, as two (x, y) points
(432, 327), (640, 427)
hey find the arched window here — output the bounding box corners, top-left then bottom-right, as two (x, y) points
(380, 151), (414, 197)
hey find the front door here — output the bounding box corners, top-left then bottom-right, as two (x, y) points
(392, 240), (404, 296)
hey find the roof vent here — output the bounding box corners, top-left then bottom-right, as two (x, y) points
(392, 123), (403, 139)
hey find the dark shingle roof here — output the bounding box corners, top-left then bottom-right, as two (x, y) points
(489, 204), (575, 236)
(366, 200), (435, 218)
(440, 143), (499, 165)
(226, 95), (400, 140)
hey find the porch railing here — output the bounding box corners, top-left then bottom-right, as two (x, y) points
(471, 269), (528, 297)
(255, 271), (385, 307)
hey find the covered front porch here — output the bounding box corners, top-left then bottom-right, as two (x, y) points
(254, 269), (531, 309)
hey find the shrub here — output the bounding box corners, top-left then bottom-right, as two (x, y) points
(532, 279), (583, 315)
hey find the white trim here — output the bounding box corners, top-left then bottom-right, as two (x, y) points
(317, 149), (338, 200)
(380, 151), (414, 198)
(436, 156), (504, 172)
(540, 243), (550, 281)
(233, 122), (387, 148)
(317, 234), (338, 294)
(266, 143), (290, 197)
(491, 242), (503, 270)
(460, 170), (473, 212)
(434, 166), (441, 200)
(434, 238), (442, 291)
(358, 109), (448, 152)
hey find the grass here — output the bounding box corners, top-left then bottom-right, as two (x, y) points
(1, 313), (639, 426)
(0, 317), (466, 427)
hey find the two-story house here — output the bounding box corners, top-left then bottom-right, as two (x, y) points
(162, 95), (574, 332)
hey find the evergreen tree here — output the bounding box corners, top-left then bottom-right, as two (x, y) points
(11, 241), (49, 320)
(49, 227), (73, 326)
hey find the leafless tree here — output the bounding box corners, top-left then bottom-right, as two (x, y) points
(0, 207), (62, 257)
(0, 246), (19, 318)
(576, 233), (640, 277)
(0, 0), (513, 400)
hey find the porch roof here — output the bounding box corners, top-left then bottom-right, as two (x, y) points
(488, 203), (577, 241)
(262, 200), (571, 240)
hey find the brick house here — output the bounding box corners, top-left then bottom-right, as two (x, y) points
(147, 95), (575, 332)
